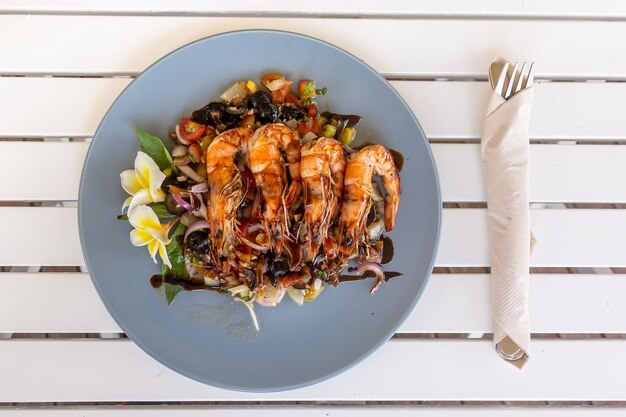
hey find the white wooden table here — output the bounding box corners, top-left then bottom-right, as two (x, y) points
(2, 1), (626, 414)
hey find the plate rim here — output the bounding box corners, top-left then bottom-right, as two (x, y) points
(78, 28), (442, 392)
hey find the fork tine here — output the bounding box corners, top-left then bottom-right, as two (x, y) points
(525, 62), (536, 88)
(504, 62), (519, 99)
(494, 62), (510, 97)
(514, 62), (528, 94)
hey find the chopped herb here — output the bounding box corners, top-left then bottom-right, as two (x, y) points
(117, 214), (128, 221)
(315, 87), (328, 95)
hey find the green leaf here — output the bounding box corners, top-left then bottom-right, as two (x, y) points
(116, 214), (128, 221)
(150, 202), (174, 219)
(161, 222), (189, 281)
(161, 222), (189, 305)
(315, 86), (328, 95)
(164, 282), (184, 305)
(131, 127), (177, 173)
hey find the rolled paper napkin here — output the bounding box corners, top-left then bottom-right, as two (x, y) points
(481, 57), (535, 369)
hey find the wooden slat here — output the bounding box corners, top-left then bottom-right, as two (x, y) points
(3, 0), (626, 18)
(2, 273), (624, 334)
(0, 77), (128, 138)
(1, 339), (626, 401)
(4, 408), (626, 416)
(2, 15), (626, 78)
(0, 207), (83, 266)
(404, 273), (626, 334)
(0, 273), (117, 333)
(3, 77), (626, 141)
(2, 141), (625, 203)
(441, 209), (626, 267)
(0, 142), (89, 201)
(1, 207), (625, 267)
(434, 144), (626, 203)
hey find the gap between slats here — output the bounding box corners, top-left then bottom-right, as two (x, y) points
(3, 0), (626, 21)
(4, 74), (626, 83)
(2, 405), (626, 415)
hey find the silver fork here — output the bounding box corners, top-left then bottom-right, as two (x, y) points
(494, 61), (535, 100)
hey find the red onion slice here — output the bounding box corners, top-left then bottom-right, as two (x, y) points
(190, 182), (209, 193)
(247, 223), (265, 234)
(183, 220), (209, 241)
(255, 282), (285, 307)
(349, 262), (385, 295)
(171, 145), (188, 157)
(239, 235), (269, 252)
(170, 192), (194, 213)
(178, 165), (205, 183)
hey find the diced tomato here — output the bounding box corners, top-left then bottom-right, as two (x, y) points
(298, 116), (317, 136)
(179, 118), (205, 142)
(306, 103), (318, 118)
(270, 80), (292, 104)
(284, 93), (302, 108)
(260, 73), (293, 105)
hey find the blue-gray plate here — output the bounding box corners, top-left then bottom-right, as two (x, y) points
(78, 30), (441, 392)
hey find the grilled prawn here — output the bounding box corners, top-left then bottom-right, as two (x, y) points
(248, 123), (302, 248)
(338, 144), (401, 259)
(205, 127), (253, 254)
(300, 137), (346, 257)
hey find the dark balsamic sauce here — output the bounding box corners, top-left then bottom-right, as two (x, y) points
(381, 236), (394, 265)
(150, 274), (163, 289)
(149, 274), (221, 292)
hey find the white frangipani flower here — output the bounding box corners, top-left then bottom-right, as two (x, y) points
(120, 151), (166, 213)
(128, 204), (173, 268)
